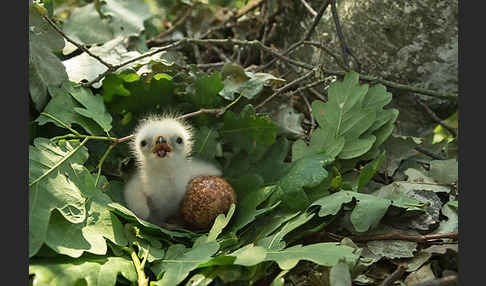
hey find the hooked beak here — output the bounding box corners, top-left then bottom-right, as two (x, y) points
(152, 136), (172, 158)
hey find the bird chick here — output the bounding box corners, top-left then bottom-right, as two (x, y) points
(124, 114), (222, 226)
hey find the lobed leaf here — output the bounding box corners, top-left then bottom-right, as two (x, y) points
(29, 256), (137, 286)
(310, 191), (393, 232)
(29, 4), (68, 111)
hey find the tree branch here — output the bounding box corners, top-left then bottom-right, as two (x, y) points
(42, 15), (114, 70)
(255, 0), (331, 72)
(322, 70), (458, 101)
(255, 69), (315, 109)
(415, 97), (458, 137)
(329, 231), (459, 243)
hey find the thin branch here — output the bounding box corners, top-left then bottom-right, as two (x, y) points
(200, 0), (265, 39)
(304, 0), (332, 42)
(322, 70), (458, 100)
(83, 40), (185, 87)
(303, 41), (348, 70)
(284, 79), (327, 100)
(414, 146), (446, 160)
(185, 38), (314, 70)
(329, 231), (458, 243)
(42, 15), (113, 70)
(415, 97), (458, 137)
(300, 0), (317, 17)
(196, 62), (225, 69)
(255, 0), (331, 72)
(300, 90), (315, 137)
(147, 3), (195, 45)
(255, 69), (315, 109)
(330, 0), (351, 70)
(379, 264), (408, 286)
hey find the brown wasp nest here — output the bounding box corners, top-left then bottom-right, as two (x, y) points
(181, 175), (237, 229)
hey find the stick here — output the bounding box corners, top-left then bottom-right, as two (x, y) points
(379, 264), (408, 286)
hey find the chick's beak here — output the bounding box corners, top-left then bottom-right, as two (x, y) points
(152, 136), (172, 158)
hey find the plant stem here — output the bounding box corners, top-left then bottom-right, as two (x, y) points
(126, 246), (149, 286)
(40, 112), (81, 136)
(95, 142), (118, 187)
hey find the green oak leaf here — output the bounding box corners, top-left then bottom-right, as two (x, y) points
(230, 185), (279, 233)
(29, 4), (68, 111)
(36, 82), (104, 136)
(356, 151), (386, 191)
(310, 191), (392, 232)
(257, 211), (315, 250)
(44, 171), (128, 258)
(192, 127), (221, 161)
(276, 154), (332, 210)
(264, 243), (359, 271)
(191, 72), (224, 108)
(151, 237), (220, 286)
(220, 104), (278, 157)
(29, 256), (137, 286)
(292, 72), (398, 161)
(29, 138), (88, 257)
(68, 84), (113, 133)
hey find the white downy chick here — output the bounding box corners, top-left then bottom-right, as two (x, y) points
(124, 114), (222, 225)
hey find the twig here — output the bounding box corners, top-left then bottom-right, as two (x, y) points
(41, 15), (114, 70)
(83, 40), (185, 87)
(303, 41), (348, 70)
(329, 232), (458, 243)
(200, 0), (265, 39)
(255, 0), (331, 72)
(300, 90), (315, 137)
(322, 70), (458, 101)
(415, 97), (458, 137)
(196, 62), (226, 69)
(411, 275), (458, 286)
(414, 146), (446, 160)
(308, 87), (327, 102)
(303, 0), (332, 42)
(185, 38), (314, 70)
(330, 0), (361, 72)
(147, 3), (195, 45)
(285, 79), (327, 100)
(255, 69), (315, 109)
(300, 0), (317, 17)
(379, 264), (408, 286)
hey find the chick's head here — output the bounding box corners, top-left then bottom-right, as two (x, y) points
(131, 115), (193, 166)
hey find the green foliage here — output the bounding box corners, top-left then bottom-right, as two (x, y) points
(29, 4), (68, 111)
(29, 256), (137, 286)
(28, 1), (457, 284)
(292, 72), (398, 161)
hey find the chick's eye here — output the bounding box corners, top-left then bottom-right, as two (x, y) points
(176, 137), (183, 144)
(140, 140), (147, 147)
